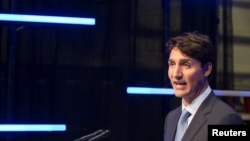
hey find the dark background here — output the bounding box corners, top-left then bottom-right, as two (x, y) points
(0, 0), (236, 141)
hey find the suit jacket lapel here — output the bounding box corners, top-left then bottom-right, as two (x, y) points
(182, 92), (216, 141)
(171, 108), (181, 141)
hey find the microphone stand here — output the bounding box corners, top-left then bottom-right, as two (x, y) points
(72, 129), (104, 141)
(88, 130), (111, 141)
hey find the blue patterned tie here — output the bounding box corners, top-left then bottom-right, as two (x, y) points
(174, 109), (191, 141)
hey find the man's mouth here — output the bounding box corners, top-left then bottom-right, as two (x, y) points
(174, 81), (186, 85)
(173, 81), (186, 89)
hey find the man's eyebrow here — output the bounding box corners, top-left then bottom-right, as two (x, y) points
(168, 58), (192, 62)
(179, 59), (192, 62)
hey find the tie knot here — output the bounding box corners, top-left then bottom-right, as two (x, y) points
(181, 109), (191, 121)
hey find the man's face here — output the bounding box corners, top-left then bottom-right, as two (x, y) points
(168, 47), (211, 102)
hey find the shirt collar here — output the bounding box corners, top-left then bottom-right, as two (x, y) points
(182, 85), (211, 115)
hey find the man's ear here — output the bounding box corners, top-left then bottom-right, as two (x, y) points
(203, 62), (212, 77)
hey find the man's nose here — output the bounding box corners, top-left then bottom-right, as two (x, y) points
(173, 66), (182, 79)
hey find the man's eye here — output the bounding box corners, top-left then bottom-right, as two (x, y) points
(168, 62), (175, 66)
(183, 63), (191, 68)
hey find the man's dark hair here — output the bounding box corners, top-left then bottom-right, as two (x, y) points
(166, 31), (215, 66)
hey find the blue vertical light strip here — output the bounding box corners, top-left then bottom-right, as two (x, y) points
(126, 87), (250, 97)
(0, 124), (66, 132)
(0, 13), (95, 25)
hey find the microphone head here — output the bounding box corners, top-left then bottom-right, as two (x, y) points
(103, 130), (110, 134)
(99, 130), (111, 139)
(95, 129), (104, 134)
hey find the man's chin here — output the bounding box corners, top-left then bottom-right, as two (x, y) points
(174, 91), (188, 98)
(174, 93), (183, 98)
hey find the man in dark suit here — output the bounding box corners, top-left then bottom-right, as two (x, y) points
(164, 32), (245, 141)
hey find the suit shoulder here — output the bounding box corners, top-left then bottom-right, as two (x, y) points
(213, 97), (238, 113)
(165, 106), (181, 121)
(208, 96), (244, 124)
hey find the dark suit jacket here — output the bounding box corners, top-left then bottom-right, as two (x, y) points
(164, 92), (245, 141)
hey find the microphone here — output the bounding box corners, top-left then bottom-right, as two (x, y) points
(72, 129), (104, 141)
(88, 130), (111, 141)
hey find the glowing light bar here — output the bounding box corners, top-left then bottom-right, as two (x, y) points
(0, 13), (95, 25)
(127, 87), (174, 95)
(214, 90), (250, 97)
(127, 87), (250, 97)
(0, 124), (66, 132)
